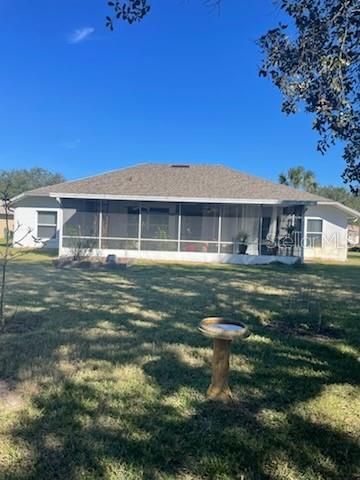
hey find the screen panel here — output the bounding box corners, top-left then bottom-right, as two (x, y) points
(102, 201), (139, 239)
(62, 199), (100, 237)
(141, 203), (179, 240)
(181, 204), (219, 242)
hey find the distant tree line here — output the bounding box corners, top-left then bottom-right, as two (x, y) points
(279, 166), (360, 214)
(0, 168), (65, 199)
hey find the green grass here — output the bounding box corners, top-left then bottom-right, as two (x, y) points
(0, 253), (359, 480)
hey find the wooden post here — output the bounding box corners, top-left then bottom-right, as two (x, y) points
(207, 338), (232, 401)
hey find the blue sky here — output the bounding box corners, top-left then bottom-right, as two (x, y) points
(0, 0), (345, 185)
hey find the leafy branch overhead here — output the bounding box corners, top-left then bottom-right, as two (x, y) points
(106, 0), (151, 30)
(259, 0), (360, 194)
(105, 0), (359, 195)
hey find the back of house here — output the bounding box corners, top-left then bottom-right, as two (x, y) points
(10, 163), (360, 264)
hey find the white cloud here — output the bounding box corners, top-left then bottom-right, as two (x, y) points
(68, 27), (95, 44)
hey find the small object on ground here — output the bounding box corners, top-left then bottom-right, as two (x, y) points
(199, 317), (250, 401)
(106, 254), (117, 265)
(105, 255), (129, 269)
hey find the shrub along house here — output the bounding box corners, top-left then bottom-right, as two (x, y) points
(11, 164), (360, 264)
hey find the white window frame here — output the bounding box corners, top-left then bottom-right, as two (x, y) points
(37, 209), (59, 241)
(306, 217), (323, 248)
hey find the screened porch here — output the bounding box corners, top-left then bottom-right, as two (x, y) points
(61, 199), (304, 258)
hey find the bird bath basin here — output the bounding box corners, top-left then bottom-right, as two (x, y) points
(199, 317), (250, 401)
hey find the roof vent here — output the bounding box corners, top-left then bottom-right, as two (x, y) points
(170, 164), (190, 168)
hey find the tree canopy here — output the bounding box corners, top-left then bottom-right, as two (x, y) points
(0, 168), (65, 200)
(259, 0), (359, 195)
(106, 0), (360, 195)
(106, 0), (151, 30)
(315, 185), (360, 212)
(279, 166), (318, 192)
(279, 166), (360, 213)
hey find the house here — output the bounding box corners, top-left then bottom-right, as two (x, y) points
(11, 164), (360, 264)
(0, 206), (14, 239)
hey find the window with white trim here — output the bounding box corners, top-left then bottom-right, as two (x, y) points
(307, 218), (323, 247)
(37, 211), (57, 240)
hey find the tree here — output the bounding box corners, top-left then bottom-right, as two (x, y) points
(315, 185), (360, 212)
(0, 194), (12, 329)
(279, 166), (318, 192)
(0, 168), (65, 199)
(0, 168), (63, 328)
(278, 166), (360, 217)
(0, 187), (43, 330)
(106, 0), (151, 30)
(259, 0), (359, 195)
(105, 0), (360, 194)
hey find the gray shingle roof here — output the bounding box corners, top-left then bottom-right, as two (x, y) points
(24, 163), (331, 203)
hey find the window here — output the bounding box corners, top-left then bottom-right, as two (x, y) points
(38, 211), (57, 239)
(307, 219), (323, 247)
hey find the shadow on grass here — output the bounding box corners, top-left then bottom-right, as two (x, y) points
(0, 259), (359, 479)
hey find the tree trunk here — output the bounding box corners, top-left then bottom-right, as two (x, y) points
(0, 199), (10, 330)
(0, 259), (6, 330)
(207, 338), (232, 401)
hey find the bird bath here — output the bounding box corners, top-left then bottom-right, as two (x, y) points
(199, 317), (250, 401)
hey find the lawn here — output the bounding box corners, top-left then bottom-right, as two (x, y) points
(0, 253), (359, 480)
